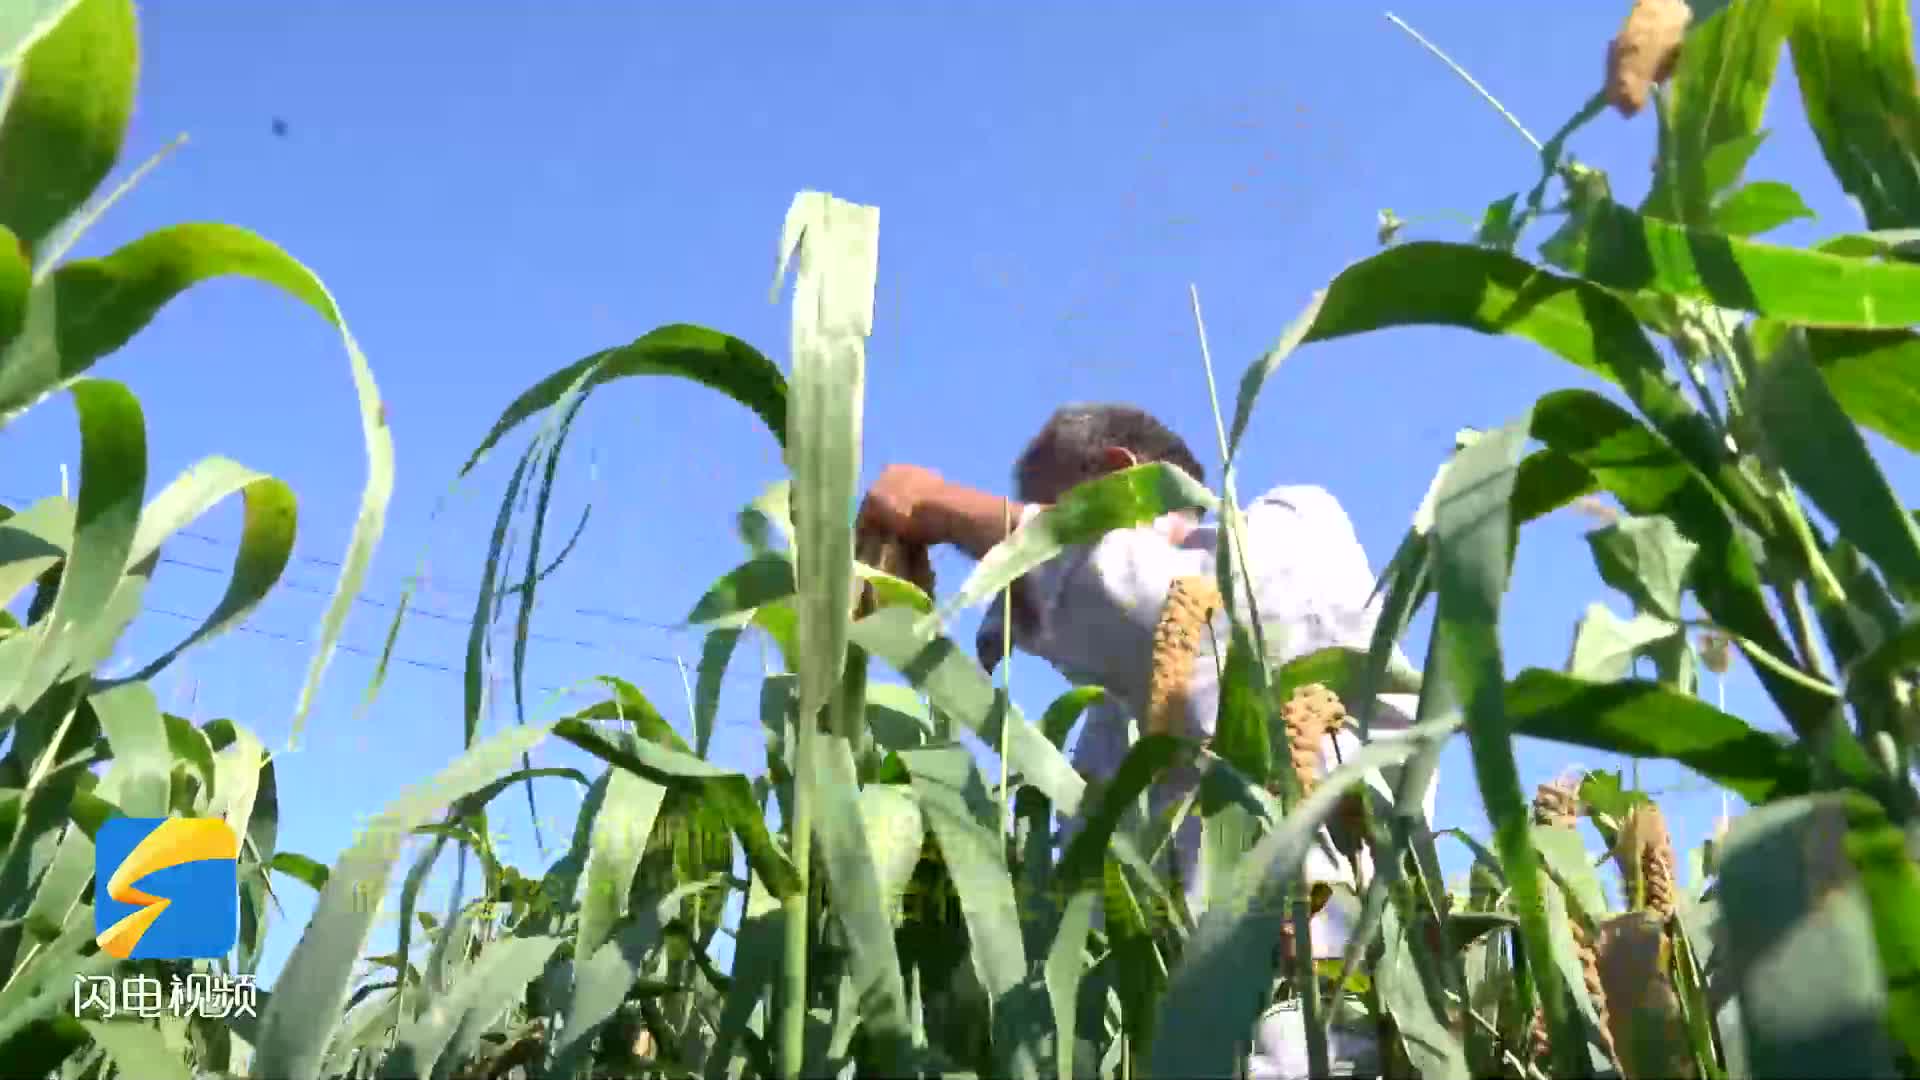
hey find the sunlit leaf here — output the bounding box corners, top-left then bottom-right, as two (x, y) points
(1786, 0), (1920, 230)
(0, 0), (133, 257)
(1718, 794), (1900, 1077)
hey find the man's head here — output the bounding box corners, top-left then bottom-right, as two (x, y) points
(1013, 403), (1205, 506)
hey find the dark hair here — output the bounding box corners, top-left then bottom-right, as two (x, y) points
(1013, 403), (1206, 504)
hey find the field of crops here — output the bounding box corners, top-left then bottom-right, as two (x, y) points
(3, 0), (1919, 1077)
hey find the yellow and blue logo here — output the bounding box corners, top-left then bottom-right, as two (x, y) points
(94, 817), (239, 961)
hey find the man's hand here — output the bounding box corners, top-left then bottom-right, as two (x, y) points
(861, 464), (1030, 561)
(858, 464), (949, 547)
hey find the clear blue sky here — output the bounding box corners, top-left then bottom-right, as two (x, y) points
(8, 3), (1912, 987)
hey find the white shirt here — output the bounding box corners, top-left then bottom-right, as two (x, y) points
(1000, 483), (1433, 955)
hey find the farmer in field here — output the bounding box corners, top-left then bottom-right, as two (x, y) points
(858, 402), (1432, 1079)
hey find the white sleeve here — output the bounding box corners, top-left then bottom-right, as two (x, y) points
(1011, 505), (1211, 703)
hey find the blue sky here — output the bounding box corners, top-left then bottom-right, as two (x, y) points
(8, 3), (1912, 988)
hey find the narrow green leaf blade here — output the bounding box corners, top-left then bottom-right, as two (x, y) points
(0, 0), (133, 256)
(248, 723), (551, 1080)
(1719, 794), (1899, 1078)
(1786, 0), (1920, 230)
(2, 223), (393, 747)
(1750, 327), (1920, 598)
(924, 461), (1216, 633)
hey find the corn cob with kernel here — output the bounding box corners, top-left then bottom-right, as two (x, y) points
(1614, 802), (1679, 920)
(1528, 779), (1621, 1071)
(1145, 575), (1224, 738)
(1280, 682), (1349, 800)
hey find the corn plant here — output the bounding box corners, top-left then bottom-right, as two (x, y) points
(0, 0), (393, 1076)
(360, 3), (1913, 1078)
(11, 0), (1920, 1078)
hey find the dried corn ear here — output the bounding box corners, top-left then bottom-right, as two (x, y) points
(1605, 0), (1690, 116)
(1628, 802), (1679, 920)
(1145, 575), (1224, 738)
(1280, 682), (1349, 800)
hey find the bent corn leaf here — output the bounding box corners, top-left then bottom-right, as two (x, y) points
(1553, 197), (1920, 328)
(922, 462), (1217, 632)
(0, 0), (134, 257)
(0, 223), (393, 746)
(1786, 0), (1920, 230)
(463, 322), (787, 473)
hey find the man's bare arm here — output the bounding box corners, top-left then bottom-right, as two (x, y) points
(917, 480), (1033, 561)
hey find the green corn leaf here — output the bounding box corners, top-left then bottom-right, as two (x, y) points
(0, 0), (83, 66)
(2, 223), (392, 747)
(1585, 514), (1700, 623)
(0, 901), (116, 1049)
(248, 722), (551, 1080)
(1528, 389), (1830, 732)
(88, 680), (166, 816)
(1427, 414), (1587, 1076)
(1750, 327), (1920, 599)
(687, 554), (795, 625)
(549, 881), (716, 1079)
(0, 0), (133, 258)
(1038, 684), (1105, 749)
(0, 379), (142, 719)
(1299, 243), (1772, 556)
(1301, 242), (1671, 401)
(204, 719), (267, 849)
(850, 607), (1085, 819)
(0, 495), (72, 610)
(693, 627), (742, 758)
(702, 871), (783, 1080)
(1643, 0), (1792, 224)
(576, 736), (667, 959)
(775, 190), (876, 737)
(555, 718), (798, 899)
(1271, 644), (1423, 702)
(122, 459), (296, 683)
(922, 461), (1217, 633)
(1531, 824), (1607, 925)
(802, 733), (914, 1072)
(1506, 669), (1825, 803)
(1846, 798), (1920, 1065)
(269, 851), (329, 893)
(19, 820), (91, 940)
(858, 783), (924, 921)
(1786, 0), (1920, 230)
(863, 682), (933, 754)
(1375, 897), (1471, 1080)
(1800, 328), (1920, 454)
(385, 934), (561, 1080)
(1718, 793), (1901, 1077)
(0, 226), (28, 350)
(1711, 181), (1816, 236)
(898, 744), (1038, 1080)
(1554, 197), (1920, 328)
(1538, 884), (1619, 1075)
(1566, 604), (1682, 682)
(1147, 718), (1460, 1078)
(463, 323), (786, 476)
(79, 1019), (189, 1080)
(1227, 289), (1328, 463)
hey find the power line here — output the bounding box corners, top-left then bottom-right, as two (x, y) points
(135, 603), (764, 701)
(3, 489), (694, 634)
